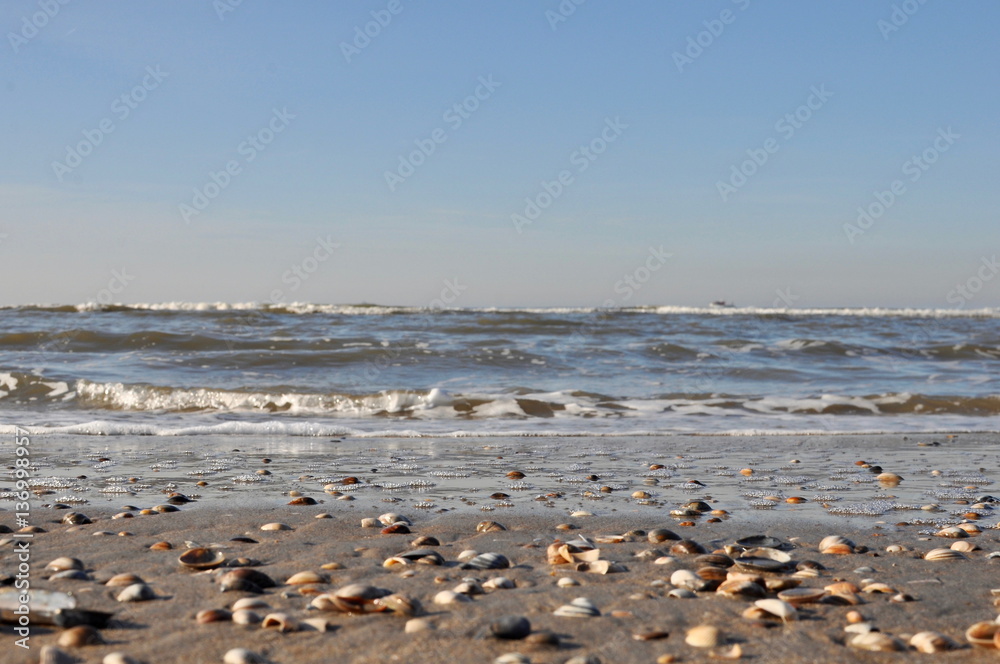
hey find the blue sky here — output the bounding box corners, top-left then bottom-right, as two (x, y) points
(1, 0), (998, 308)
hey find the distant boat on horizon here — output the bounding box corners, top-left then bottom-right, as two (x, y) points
(709, 300), (735, 308)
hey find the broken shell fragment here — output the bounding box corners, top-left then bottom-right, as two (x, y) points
(261, 612), (300, 632)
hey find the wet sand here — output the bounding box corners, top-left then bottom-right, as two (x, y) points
(3, 433), (1000, 663)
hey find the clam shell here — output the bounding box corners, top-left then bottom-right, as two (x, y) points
(936, 526), (969, 538)
(966, 621), (999, 648)
(734, 547), (791, 573)
(395, 548), (445, 565)
(261, 612), (300, 632)
(196, 608), (232, 623)
(849, 632), (904, 652)
(754, 599), (797, 621)
(57, 625), (104, 647)
(735, 535), (784, 549)
(819, 535), (855, 554)
(667, 588), (697, 599)
(259, 522), (292, 531)
(375, 593), (422, 616)
(716, 579), (766, 599)
(379, 513), (411, 526)
(483, 576), (516, 590)
(575, 560), (626, 574)
(178, 548), (225, 570)
(220, 569), (276, 591)
(223, 648), (268, 664)
(647, 528), (680, 543)
(454, 580), (485, 595)
(824, 581), (860, 595)
(553, 597), (600, 618)
(670, 569), (709, 592)
(46, 557), (84, 572)
(232, 610), (261, 625)
(951, 540), (980, 552)
(925, 548), (967, 561)
(461, 552), (510, 570)
(776, 587), (826, 605)
(232, 597), (269, 611)
(695, 553), (734, 568)
(432, 590), (470, 605)
(285, 571), (327, 585)
(911, 631), (959, 653)
(105, 573), (144, 587)
(116, 583), (157, 602)
(669, 539), (707, 555)
(61, 512), (92, 525)
(103, 653), (140, 664)
(861, 582), (895, 594)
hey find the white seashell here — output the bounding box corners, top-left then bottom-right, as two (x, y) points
(433, 590), (470, 605)
(925, 548), (967, 561)
(457, 550), (479, 562)
(885, 544), (905, 553)
(667, 588), (697, 599)
(453, 580), (485, 595)
(261, 612), (299, 632)
(685, 624), (721, 648)
(103, 654), (141, 664)
(260, 522), (292, 531)
(223, 648), (268, 664)
(753, 599), (797, 622)
(844, 622), (875, 635)
(653, 556), (675, 565)
(848, 632), (904, 651)
(361, 518), (379, 528)
(557, 577), (579, 588)
(910, 631), (959, 653)
(483, 576), (515, 590)
(670, 569), (707, 591)
(494, 654), (531, 664)
(46, 557), (84, 572)
(553, 597), (600, 618)
(379, 513), (411, 526)
(405, 617), (435, 633)
(301, 618), (335, 632)
(116, 583), (157, 602)
(232, 597), (270, 611)
(232, 609), (261, 625)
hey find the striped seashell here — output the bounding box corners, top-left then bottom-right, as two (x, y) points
(460, 552), (510, 570)
(553, 597), (600, 618)
(924, 548), (967, 561)
(819, 535), (855, 555)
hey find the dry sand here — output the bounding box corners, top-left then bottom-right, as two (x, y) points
(3, 433), (1000, 663)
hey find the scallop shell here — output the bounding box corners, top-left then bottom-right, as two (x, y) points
(460, 552), (510, 570)
(911, 631), (960, 653)
(685, 625), (721, 648)
(553, 597), (600, 618)
(819, 535), (855, 555)
(178, 548), (225, 569)
(261, 612), (300, 632)
(925, 548), (967, 561)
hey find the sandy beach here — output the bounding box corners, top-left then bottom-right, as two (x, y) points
(3, 433), (1000, 663)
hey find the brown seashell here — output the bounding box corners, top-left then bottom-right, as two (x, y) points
(196, 608), (232, 623)
(286, 571), (327, 585)
(695, 553), (734, 568)
(670, 539), (708, 555)
(375, 593), (422, 616)
(506, 470), (525, 479)
(477, 520), (507, 533)
(288, 496), (317, 505)
(381, 524), (411, 534)
(178, 548), (225, 569)
(966, 621), (1000, 648)
(105, 573), (144, 587)
(785, 497), (806, 504)
(824, 581), (860, 595)
(697, 566), (729, 582)
(647, 528), (681, 543)
(819, 535), (855, 554)
(149, 541), (172, 551)
(61, 512), (92, 525)
(776, 587), (825, 605)
(716, 579), (766, 599)
(57, 625), (104, 647)
(765, 578), (801, 592)
(633, 630), (670, 641)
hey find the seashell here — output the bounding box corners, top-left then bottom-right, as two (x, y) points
(477, 520), (507, 533)
(494, 654), (531, 664)
(765, 578), (801, 593)
(152, 504), (179, 513)
(669, 539), (707, 555)
(925, 548), (967, 561)
(667, 588), (697, 599)
(178, 548), (225, 570)
(39, 646), (77, 664)
(116, 583), (157, 602)
(670, 569), (709, 592)
(697, 566), (729, 582)
(484, 576), (516, 590)
(286, 571), (327, 585)
(849, 632), (904, 652)
(491, 615), (532, 640)
(57, 625), (104, 647)
(824, 581), (860, 595)
(461, 552), (510, 570)
(735, 535), (784, 549)
(405, 617), (435, 633)
(411, 535), (440, 547)
(397, 548), (446, 566)
(742, 606), (772, 620)
(287, 496), (316, 505)
(105, 573), (144, 587)
(910, 631), (959, 653)
(557, 577), (579, 587)
(885, 544), (906, 553)
(754, 599), (797, 622)
(819, 535), (855, 554)
(776, 587), (825, 605)
(695, 553), (734, 568)
(360, 517), (379, 528)
(951, 540), (979, 552)
(261, 612), (300, 632)
(232, 609), (261, 625)
(232, 597), (269, 611)
(716, 579), (766, 599)
(433, 590), (470, 605)
(149, 541), (172, 551)
(379, 513), (411, 526)
(259, 522), (292, 531)
(454, 580), (485, 595)
(196, 608), (232, 623)
(375, 593), (422, 616)
(845, 610), (865, 624)
(553, 597), (600, 618)
(936, 526), (969, 539)
(876, 472), (902, 486)
(103, 653), (141, 664)
(734, 547), (791, 573)
(219, 568), (276, 594)
(301, 618), (335, 632)
(47, 557), (84, 572)
(457, 549), (479, 562)
(575, 560), (626, 574)
(50, 570), (89, 581)
(861, 582), (895, 594)
(685, 624), (721, 648)
(966, 621), (1000, 648)
(820, 592), (862, 606)
(845, 622), (875, 635)
(320, 562), (344, 571)
(647, 528), (680, 543)
(313, 584), (392, 613)
(381, 523), (411, 534)
(956, 522), (981, 534)
(223, 648), (268, 664)
(61, 512), (92, 525)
